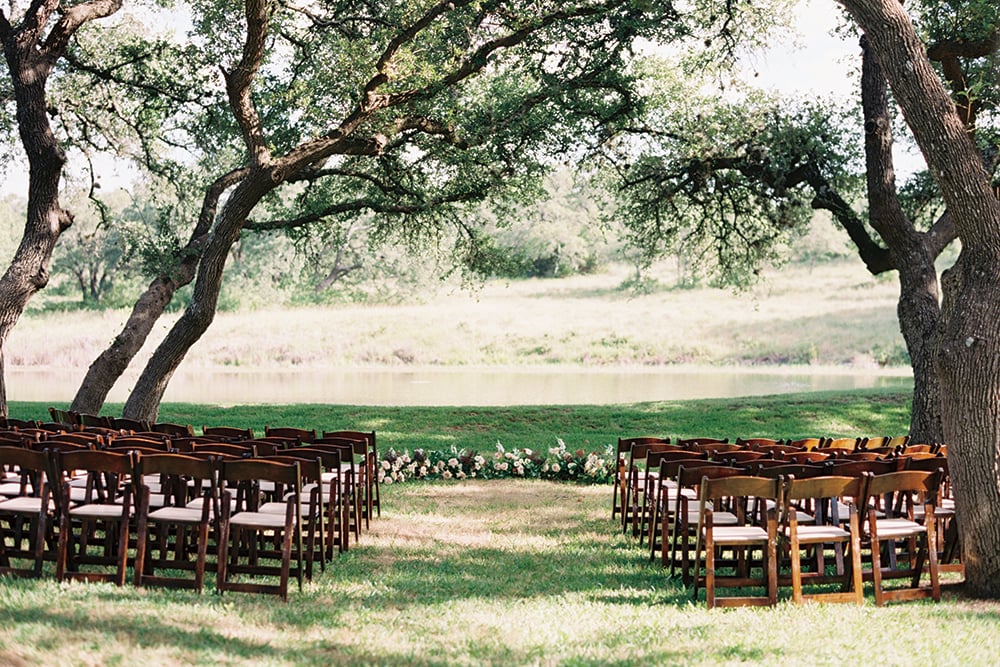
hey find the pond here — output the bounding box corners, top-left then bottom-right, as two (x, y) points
(7, 365), (914, 406)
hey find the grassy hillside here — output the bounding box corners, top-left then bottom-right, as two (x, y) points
(7, 260), (905, 372)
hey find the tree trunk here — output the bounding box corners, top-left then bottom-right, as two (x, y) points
(0, 26), (74, 417)
(859, 34), (945, 444)
(70, 274), (187, 414)
(70, 169), (246, 414)
(841, 0), (1000, 598)
(122, 175), (271, 421)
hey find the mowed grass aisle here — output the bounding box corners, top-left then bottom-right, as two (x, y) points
(3, 479), (1000, 666)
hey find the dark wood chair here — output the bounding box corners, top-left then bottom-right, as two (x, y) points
(258, 455), (325, 578)
(110, 417), (152, 433)
(264, 426), (316, 444)
(645, 455), (712, 565)
(273, 447), (346, 557)
(151, 422), (195, 437)
(621, 440), (681, 537)
(216, 458), (303, 601)
(53, 449), (134, 586)
(780, 474), (865, 605)
(612, 436), (670, 521)
(668, 463), (741, 582)
(322, 430), (380, 519)
(133, 453), (217, 592)
(864, 469), (943, 605)
(47, 407), (78, 428)
(203, 425), (254, 441)
(784, 437), (824, 451)
(314, 437), (370, 533)
(0, 446), (54, 577)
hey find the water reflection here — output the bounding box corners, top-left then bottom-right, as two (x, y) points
(8, 366), (914, 406)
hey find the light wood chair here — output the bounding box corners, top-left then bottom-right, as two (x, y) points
(692, 474), (781, 608)
(780, 474), (865, 605)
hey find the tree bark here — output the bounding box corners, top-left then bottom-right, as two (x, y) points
(0, 0), (123, 416)
(859, 35), (945, 445)
(840, 0), (1000, 598)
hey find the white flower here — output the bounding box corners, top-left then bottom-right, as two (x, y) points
(442, 470), (453, 480)
(381, 460), (391, 471)
(457, 471), (466, 479)
(551, 463), (561, 473)
(448, 458), (460, 468)
(419, 465), (428, 476)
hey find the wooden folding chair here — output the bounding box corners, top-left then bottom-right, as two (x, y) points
(622, 440), (681, 537)
(134, 453), (217, 592)
(258, 455), (325, 578)
(612, 436), (670, 521)
(668, 464), (742, 582)
(864, 469), (943, 605)
(0, 446), (54, 577)
(691, 474), (781, 608)
(780, 474), (866, 605)
(216, 459), (303, 601)
(644, 452), (709, 559)
(151, 422), (195, 437)
(323, 430), (379, 519)
(274, 447), (346, 557)
(53, 449), (135, 585)
(203, 425), (254, 441)
(264, 426), (316, 444)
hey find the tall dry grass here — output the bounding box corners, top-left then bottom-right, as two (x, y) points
(8, 260), (903, 373)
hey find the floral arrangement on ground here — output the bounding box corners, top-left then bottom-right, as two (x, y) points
(378, 439), (615, 485)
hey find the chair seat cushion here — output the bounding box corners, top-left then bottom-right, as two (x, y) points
(69, 503), (132, 519)
(873, 518), (925, 539)
(703, 525), (769, 545)
(148, 506), (211, 523)
(0, 496), (55, 513)
(783, 524), (851, 542)
(229, 511), (289, 529)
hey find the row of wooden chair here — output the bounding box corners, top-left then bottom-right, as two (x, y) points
(612, 434), (931, 538)
(0, 447), (313, 598)
(683, 467), (944, 608)
(0, 421), (384, 600)
(640, 456), (951, 608)
(3, 414), (382, 529)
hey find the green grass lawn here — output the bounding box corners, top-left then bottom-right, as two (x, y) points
(5, 390), (995, 666)
(0, 478), (994, 666)
(14, 386), (913, 455)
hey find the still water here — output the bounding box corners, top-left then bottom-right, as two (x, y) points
(7, 366), (914, 406)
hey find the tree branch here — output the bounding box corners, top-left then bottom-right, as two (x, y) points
(222, 0), (272, 169)
(41, 0), (123, 61)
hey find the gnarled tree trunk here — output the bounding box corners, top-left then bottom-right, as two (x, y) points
(841, 0), (1000, 598)
(70, 169), (245, 414)
(859, 34), (947, 445)
(0, 0), (123, 415)
(122, 175), (272, 421)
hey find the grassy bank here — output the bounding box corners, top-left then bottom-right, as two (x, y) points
(14, 388), (912, 455)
